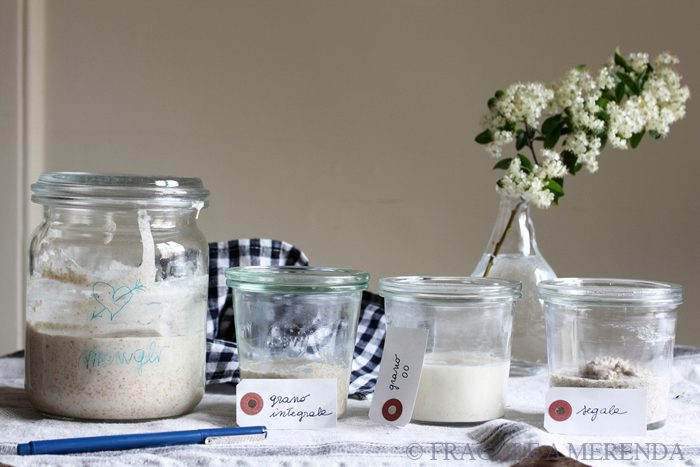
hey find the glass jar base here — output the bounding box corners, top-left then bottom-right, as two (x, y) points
(36, 410), (190, 423)
(411, 417), (502, 426)
(509, 359), (547, 376)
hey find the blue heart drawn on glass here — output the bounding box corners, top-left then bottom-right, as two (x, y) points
(91, 280), (144, 321)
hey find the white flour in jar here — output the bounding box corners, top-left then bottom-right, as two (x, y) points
(550, 356), (670, 425)
(26, 322), (205, 420)
(412, 352), (510, 423)
(240, 360), (351, 416)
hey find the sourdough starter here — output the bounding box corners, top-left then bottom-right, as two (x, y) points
(26, 322), (205, 420)
(25, 266), (208, 420)
(412, 352), (510, 423)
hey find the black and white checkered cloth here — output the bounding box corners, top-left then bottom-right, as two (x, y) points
(206, 238), (385, 398)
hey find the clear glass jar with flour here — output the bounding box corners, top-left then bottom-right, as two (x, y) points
(227, 266), (369, 416)
(26, 173), (209, 421)
(379, 277), (522, 424)
(540, 278), (682, 429)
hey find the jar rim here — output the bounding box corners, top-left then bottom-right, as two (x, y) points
(379, 276), (522, 301)
(31, 172), (209, 208)
(226, 266), (369, 292)
(538, 278), (683, 307)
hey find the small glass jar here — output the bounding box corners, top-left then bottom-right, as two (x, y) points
(379, 277), (522, 424)
(226, 266), (369, 416)
(540, 278), (682, 429)
(26, 172), (209, 421)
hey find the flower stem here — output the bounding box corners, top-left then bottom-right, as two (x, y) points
(482, 202), (523, 277)
(527, 142), (539, 166)
(524, 123), (540, 165)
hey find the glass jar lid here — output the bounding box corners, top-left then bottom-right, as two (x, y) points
(538, 278), (683, 307)
(31, 172), (209, 208)
(379, 276), (522, 302)
(226, 266), (369, 293)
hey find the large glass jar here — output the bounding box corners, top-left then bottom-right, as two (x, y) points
(540, 278), (682, 429)
(26, 173), (209, 421)
(379, 276), (522, 424)
(227, 266), (369, 416)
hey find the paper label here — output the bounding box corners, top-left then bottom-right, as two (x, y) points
(369, 326), (429, 427)
(544, 387), (647, 436)
(236, 378), (337, 429)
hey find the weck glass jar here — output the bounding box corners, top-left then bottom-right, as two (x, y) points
(26, 172), (209, 421)
(540, 278), (682, 429)
(227, 266), (369, 416)
(379, 276), (522, 424)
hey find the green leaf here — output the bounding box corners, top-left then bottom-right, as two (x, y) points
(595, 109), (610, 123)
(488, 97), (497, 110)
(637, 65), (651, 91)
(575, 64), (586, 72)
(546, 178), (565, 204)
(517, 154), (533, 173)
(494, 90), (504, 99)
(648, 129), (663, 140)
(496, 179), (505, 189)
(601, 89), (615, 103)
(493, 158), (513, 170)
(542, 114), (564, 135)
(526, 126), (536, 140)
(546, 179), (565, 196)
(615, 82), (626, 102)
(543, 122), (564, 149)
(503, 122), (516, 132)
(596, 96), (609, 109)
(475, 129), (493, 144)
(599, 134), (608, 149)
(516, 131), (528, 150)
(614, 47), (633, 72)
(616, 72), (639, 95)
(630, 130), (644, 148)
(561, 150), (580, 175)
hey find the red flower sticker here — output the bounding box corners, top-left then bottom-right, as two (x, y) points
(382, 398), (403, 422)
(548, 399), (573, 422)
(240, 392), (264, 416)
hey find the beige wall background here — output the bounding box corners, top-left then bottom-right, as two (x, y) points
(2, 0), (699, 353)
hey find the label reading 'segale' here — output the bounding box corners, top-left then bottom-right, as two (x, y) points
(544, 387), (647, 436)
(369, 327), (429, 427)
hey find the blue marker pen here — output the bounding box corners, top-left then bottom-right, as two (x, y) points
(17, 426), (267, 455)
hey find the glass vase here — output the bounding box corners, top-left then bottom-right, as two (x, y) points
(472, 192), (556, 375)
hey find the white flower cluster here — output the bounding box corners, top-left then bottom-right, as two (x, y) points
(483, 83), (554, 158)
(551, 68), (605, 132)
(498, 151), (566, 209)
(606, 54), (690, 149)
(551, 68), (605, 173)
(564, 131), (602, 173)
(480, 50), (690, 209)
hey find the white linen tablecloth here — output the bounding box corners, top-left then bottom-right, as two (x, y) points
(1, 353), (700, 467)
